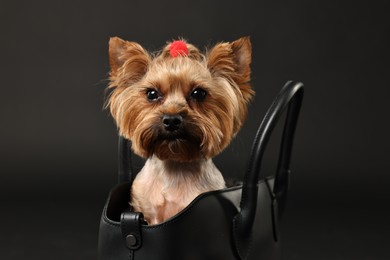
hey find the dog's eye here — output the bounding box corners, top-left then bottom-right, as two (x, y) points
(190, 88), (207, 101)
(146, 89), (161, 101)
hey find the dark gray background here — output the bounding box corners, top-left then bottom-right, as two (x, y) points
(1, 0), (389, 259)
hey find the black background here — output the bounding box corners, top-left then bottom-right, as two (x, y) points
(1, 0), (389, 259)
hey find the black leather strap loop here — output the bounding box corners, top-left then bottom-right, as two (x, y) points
(120, 210), (144, 250)
(118, 136), (133, 183)
(233, 81), (304, 259)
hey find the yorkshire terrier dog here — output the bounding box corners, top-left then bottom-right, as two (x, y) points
(106, 36), (254, 225)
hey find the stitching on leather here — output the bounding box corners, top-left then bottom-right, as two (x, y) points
(102, 206), (121, 228)
(102, 216), (121, 228)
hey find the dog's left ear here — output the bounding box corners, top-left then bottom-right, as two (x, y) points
(108, 37), (151, 86)
(207, 37), (253, 101)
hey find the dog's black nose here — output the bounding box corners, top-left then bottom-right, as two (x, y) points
(162, 115), (183, 131)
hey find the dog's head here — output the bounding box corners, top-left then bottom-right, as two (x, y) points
(107, 37), (254, 162)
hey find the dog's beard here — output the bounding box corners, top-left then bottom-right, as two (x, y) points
(153, 137), (201, 162)
(136, 125), (203, 162)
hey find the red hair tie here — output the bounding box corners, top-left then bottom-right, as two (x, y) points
(169, 40), (189, 57)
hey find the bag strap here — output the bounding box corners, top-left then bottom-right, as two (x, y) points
(233, 81), (304, 259)
(118, 136), (133, 183)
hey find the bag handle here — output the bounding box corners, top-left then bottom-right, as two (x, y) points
(233, 81), (304, 259)
(118, 136), (133, 183)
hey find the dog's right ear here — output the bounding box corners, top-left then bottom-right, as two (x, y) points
(108, 37), (151, 86)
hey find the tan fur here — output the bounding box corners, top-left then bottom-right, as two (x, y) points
(131, 156), (225, 224)
(106, 37), (254, 224)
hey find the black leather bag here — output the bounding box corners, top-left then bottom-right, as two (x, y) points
(98, 81), (304, 260)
